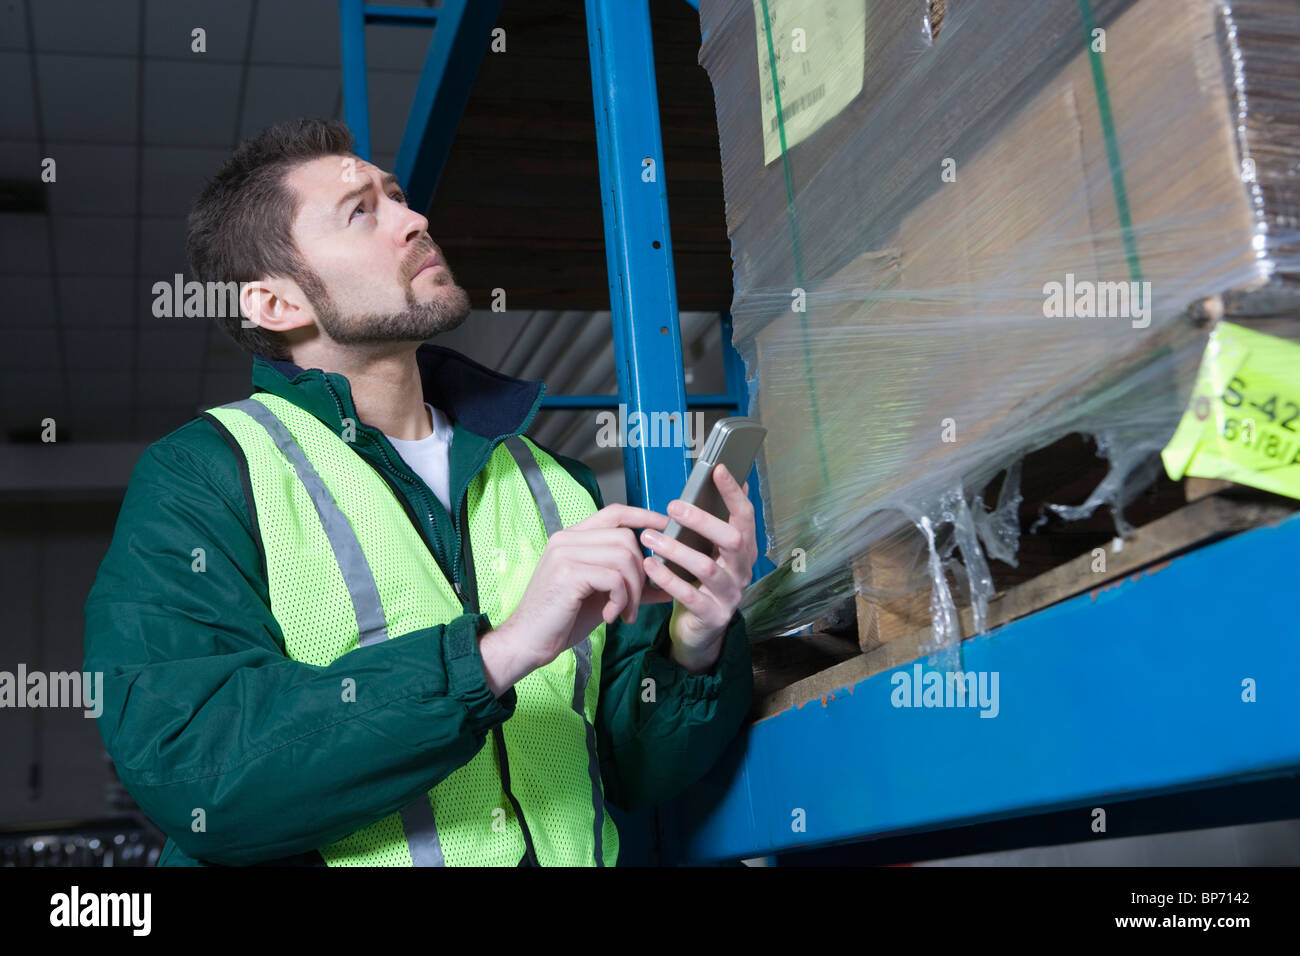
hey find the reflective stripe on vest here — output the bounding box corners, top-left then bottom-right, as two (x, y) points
(206, 393), (617, 866)
(503, 436), (605, 867)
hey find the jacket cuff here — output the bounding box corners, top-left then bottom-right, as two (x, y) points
(647, 608), (749, 701)
(441, 612), (517, 732)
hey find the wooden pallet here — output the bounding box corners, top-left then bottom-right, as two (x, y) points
(753, 489), (1295, 722)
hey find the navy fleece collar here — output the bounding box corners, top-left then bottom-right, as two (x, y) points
(256, 343), (545, 441)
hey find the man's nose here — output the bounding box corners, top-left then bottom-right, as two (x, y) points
(399, 207), (430, 246)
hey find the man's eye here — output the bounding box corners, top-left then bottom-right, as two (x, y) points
(350, 193), (405, 222)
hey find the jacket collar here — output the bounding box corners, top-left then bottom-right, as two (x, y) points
(251, 343), (546, 442)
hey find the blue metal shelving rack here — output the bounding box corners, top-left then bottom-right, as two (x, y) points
(668, 510), (1300, 862)
(339, 0), (769, 571)
(340, 0), (1300, 866)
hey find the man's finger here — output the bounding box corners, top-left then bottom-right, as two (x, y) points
(551, 527), (645, 556)
(665, 496), (743, 555)
(713, 465), (754, 529)
(577, 564), (629, 625)
(641, 583), (674, 604)
(573, 504), (669, 532)
(644, 556), (725, 625)
(640, 529), (719, 586)
(560, 544), (645, 624)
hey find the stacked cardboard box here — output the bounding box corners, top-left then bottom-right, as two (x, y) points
(699, 0), (1299, 636)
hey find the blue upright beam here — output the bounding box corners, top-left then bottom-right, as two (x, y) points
(667, 510), (1300, 863)
(339, 0), (372, 159)
(339, 0), (499, 206)
(393, 0), (503, 212)
(585, 0), (692, 511)
(364, 4), (440, 27)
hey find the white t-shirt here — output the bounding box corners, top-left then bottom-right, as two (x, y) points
(384, 403), (455, 513)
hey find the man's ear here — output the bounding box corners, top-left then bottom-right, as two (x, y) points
(239, 277), (315, 335)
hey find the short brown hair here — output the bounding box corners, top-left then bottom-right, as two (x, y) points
(185, 118), (354, 360)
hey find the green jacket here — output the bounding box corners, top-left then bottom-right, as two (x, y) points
(83, 345), (753, 866)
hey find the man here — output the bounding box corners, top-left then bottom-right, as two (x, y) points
(83, 118), (755, 867)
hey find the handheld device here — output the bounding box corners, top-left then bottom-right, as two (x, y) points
(653, 417), (767, 583)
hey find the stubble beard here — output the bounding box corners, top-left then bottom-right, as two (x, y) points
(304, 266), (472, 346)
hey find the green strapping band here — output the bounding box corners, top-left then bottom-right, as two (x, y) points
(1080, 0), (1144, 285)
(758, 0), (831, 490)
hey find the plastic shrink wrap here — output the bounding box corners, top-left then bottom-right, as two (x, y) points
(697, 0), (1300, 642)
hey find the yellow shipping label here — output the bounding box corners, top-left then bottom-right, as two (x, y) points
(754, 0), (865, 166)
(1162, 321), (1300, 499)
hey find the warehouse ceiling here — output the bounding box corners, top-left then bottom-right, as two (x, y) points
(0, 0), (732, 472)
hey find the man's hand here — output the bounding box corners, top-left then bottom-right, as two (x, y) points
(639, 464), (757, 675)
(479, 504), (669, 697)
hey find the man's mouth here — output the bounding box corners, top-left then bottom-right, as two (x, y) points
(413, 252), (445, 280)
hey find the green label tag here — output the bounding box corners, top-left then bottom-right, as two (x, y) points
(1162, 321), (1300, 499)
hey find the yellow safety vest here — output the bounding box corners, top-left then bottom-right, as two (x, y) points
(206, 392), (618, 866)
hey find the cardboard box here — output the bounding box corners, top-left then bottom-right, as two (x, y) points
(700, 0), (1298, 633)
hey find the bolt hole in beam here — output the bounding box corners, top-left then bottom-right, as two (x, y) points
(652, 240), (661, 248)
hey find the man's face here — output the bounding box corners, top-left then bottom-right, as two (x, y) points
(283, 155), (471, 345)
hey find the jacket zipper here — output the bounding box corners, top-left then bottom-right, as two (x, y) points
(325, 374), (540, 864)
(323, 375), (461, 601)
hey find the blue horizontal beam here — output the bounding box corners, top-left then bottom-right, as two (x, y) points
(668, 509), (1300, 863)
(685, 393), (737, 409)
(363, 4), (440, 26)
(541, 393), (738, 410)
